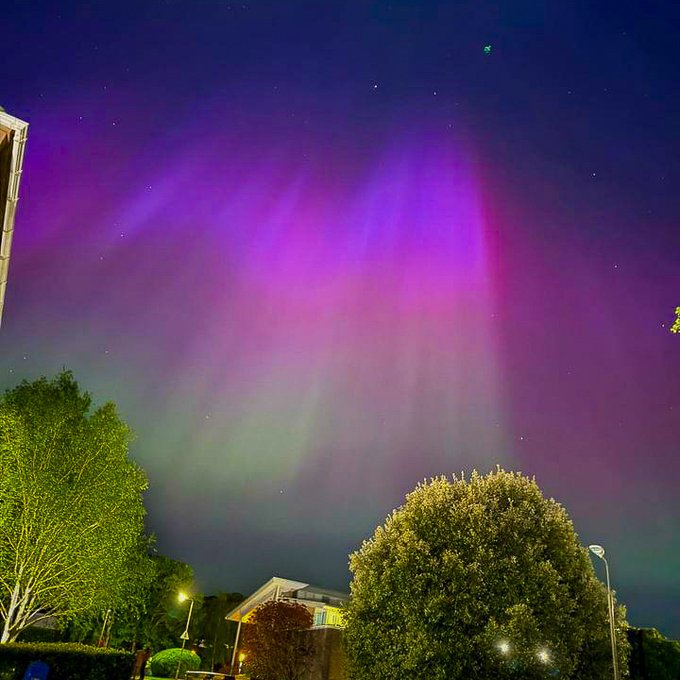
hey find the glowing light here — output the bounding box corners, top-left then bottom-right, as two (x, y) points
(537, 648), (550, 664)
(589, 544), (606, 558)
(178, 591), (189, 603)
(497, 640), (510, 655)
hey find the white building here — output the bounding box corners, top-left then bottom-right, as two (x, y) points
(0, 108), (29, 327)
(225, 577), (348, 680)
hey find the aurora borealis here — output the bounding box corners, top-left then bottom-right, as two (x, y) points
(2, 1), (679, 636)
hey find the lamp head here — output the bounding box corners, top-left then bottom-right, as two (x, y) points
(178, 591), (189, 603)
(589, 544), (605, 559)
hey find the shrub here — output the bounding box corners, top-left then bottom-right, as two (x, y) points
(149, 648), (200, 678)
(0, 642), (133, 680)
(17, 627), (64, 644)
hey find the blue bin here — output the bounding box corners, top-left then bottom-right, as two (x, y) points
(22, 660), (49, 680)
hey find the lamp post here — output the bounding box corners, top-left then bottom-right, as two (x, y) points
(589, 544), (619, 680)
(97, 609), (112, 648)
(175, 592), (195, 680)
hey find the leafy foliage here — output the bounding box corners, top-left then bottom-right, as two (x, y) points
(148, 647), (200, 678)
(242, 600), (315, 680)
(671, 307), (680, 333)
(0, 642), (133, 680)
(193, 592), (243, 670)
(67, 554), (196, 652)
(344, 469), (629, 680)
(0, 372), (149, 642)
(629, 628), (680, 680)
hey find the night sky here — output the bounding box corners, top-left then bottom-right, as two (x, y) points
(2, 1), (679, 637)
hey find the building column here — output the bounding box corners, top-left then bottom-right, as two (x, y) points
(230, 620), (242, 673)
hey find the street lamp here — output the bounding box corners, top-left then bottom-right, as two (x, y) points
(537, 648), (550, 664)
(497, 640), (511, 655)
(175, 592), (195, 680)
(589, 544), (619, 680)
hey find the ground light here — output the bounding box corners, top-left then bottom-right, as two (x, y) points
(589, 544), (620, 680)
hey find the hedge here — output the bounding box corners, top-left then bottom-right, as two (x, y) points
(0, 642), (133, 680)
(149, 648), (201, 678)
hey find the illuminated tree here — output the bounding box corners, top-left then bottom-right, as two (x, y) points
(670, 307), (680, 333)
(242, 600), (315, 680)
(0, 372), (148, 642)
(67, 554), (195, 651)
(344, 469), (629, 680)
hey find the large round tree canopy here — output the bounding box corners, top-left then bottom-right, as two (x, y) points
(344, 469), (628, 680)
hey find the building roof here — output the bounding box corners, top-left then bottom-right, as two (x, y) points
(225, 576), (349, 622)
(0, 109), (28, 327)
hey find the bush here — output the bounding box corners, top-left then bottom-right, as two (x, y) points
(149, 648), (200, 678)
(17, 627), (64, 644)
(0, 642), (133, 680)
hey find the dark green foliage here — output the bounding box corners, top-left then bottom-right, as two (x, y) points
(193, 593), (243, 670)
(0, 642), (133, 680)
(629, 628), (680, 680)
(67, 554), (196, 652)
(344, 470), (629, 680)
(149, 647), (200, 678)
(15, 627), (64, 644)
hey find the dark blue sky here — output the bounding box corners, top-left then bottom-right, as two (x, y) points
(2, 1), (679, 637)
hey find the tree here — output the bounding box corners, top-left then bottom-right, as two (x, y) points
(67, 553), (196, 652)
(242, 600), (315, 680)
(671, 307), (680, 333)
(628, 628), (680, 680)
(344, 469), (629, 680)
(194, 592), (243, 670)
(130, 554), (198, 651)
(0, 372), (149, 642)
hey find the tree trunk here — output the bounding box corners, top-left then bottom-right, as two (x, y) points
(1, 573), (38, 643)
(1, 578), (21, 643)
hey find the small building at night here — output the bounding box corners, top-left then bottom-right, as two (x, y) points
(226, 576), (348, 680)
(0, 107), (28, 327)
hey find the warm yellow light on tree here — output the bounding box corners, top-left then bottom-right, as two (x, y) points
(178, 591), (189, 603)
(497, 640), (510, 655)
(239, 653), (246, 662)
